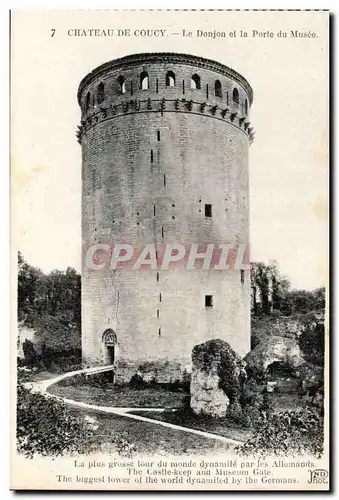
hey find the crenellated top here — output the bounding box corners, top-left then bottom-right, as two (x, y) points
(78, 52), (253, 104)
(78, 53), (253, 116)
(76, 97), (255, 145)
(76, 52), (254, 144)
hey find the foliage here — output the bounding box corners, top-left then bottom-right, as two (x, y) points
(18, 253), (81, 372)
(192, 340), (246, 402)
(17, 383), (95, 458)
(22, 339), (40, 367)
(226, 381), (274, 429)
(110, 432), (137, 458)
(18, 252), (81, 330)
(251, 261), (290, 316)
(236, 396), (324, 458)
(298, 313), (325, 366)
(282, 288), (325, 316)
(250, 260), (325, 318)
(251, 310), (325, 366)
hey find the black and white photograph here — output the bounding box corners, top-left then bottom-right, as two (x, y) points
(10, 9), (329, 491)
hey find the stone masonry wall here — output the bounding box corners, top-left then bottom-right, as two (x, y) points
(79, 54), (252, 383)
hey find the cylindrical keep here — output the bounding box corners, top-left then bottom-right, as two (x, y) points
(78, 53), (253, 383)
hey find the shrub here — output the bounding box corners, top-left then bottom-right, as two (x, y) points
(17, 383), (95, 457)
(236, 399), (324, 458)
(226, 381), (274, 429)
(110, 431), (137, 458)
(181, 369), (191, 392)
(129, 373), (144, 389)
(22, 339), (41, 368)
(17, 381), (137, 458)
(58, 371), (113, 388)
(298, 319), (324, 366)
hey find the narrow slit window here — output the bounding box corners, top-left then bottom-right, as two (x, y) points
(161, 226), (164, 238)
(156, 78), (159, 93)
(164, 174), (166, 187)
(182, 80), (185, 94)
(85, 92), (91, 112)
(157, 130), (160, 141)
(159, 293), (162, 302)
(241, 270), (245, 283)
(157, 309), (160, 318)
(151, 150), (154, 163)
(154, 205), (156, 216)
(206, 84), (209, 99)
(156, 272), (159, 282)
(159, 327), (161, 336)
(205, 204), (212, 217)
(205, 295), (213, 307)
(244, 99), (248, 115)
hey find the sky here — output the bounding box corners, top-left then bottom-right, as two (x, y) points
(11, 10), (329, 290)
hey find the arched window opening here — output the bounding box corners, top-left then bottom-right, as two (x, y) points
(140, 71), (149, 90)
(191, 74), (201, 90)
(97, 82), (105, 104)
(233, 87), (239, 104)
(215, 80), (222, 98)
(85, 92), (91, 112)
(117, 75), (126, 94)
(244, 98), (248, 115)
(166, 71), (176, 87)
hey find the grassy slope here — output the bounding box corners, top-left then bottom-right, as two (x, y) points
(67, 405), (233, 456)
(48, 383), (187, 408)
(129, 410), (251, 442)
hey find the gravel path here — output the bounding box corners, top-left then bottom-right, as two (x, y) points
(24, 365), (243, 446)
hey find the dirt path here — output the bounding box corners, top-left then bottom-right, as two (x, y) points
(24, 366), (243, 447)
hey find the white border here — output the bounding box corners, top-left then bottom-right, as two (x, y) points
(2, 2), (336, 499)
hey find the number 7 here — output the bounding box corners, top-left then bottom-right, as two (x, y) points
(51, 29), (56, 37)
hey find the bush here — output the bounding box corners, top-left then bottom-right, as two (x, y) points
(58, 371), (113, 387)
(298, 319), (324, 366)
(129, 373), (144, 389)
(226, 382), (274, 429)
(236, 398), (324, 458)
(17, 380), (137, 458)
(17, 383), (95, 458)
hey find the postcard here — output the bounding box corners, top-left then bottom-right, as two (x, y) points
(10, 9), (329, 491)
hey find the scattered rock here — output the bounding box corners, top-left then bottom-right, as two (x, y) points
(244, 335), (304, 375)
(190, 339), (247, 418)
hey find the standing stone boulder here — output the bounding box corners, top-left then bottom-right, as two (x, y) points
(190, 339), (247, 418)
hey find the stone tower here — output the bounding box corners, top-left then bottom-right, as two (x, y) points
(77, 53), (253, 383)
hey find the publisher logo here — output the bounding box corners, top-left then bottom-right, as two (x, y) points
(307, 469), (328, 484)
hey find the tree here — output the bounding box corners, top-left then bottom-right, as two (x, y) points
(250, 261), (290, 316)
(18, 252), (81, 329)
(18, 252), (44, 322)
(18, 253), (82, 371)
(281, 288), (325, 315)
(298, 312), (325, 366)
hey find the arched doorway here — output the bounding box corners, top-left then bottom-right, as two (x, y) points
(102, 329), (117, 365)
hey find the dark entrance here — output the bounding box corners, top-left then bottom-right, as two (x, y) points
(106, 345), (115, 364)
(102, 329), (117, 366)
